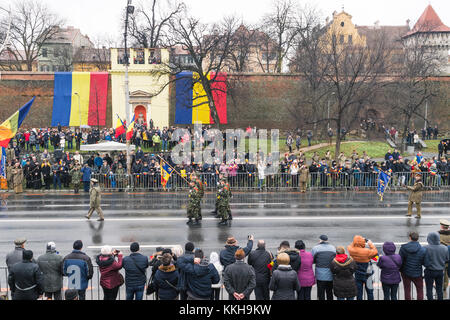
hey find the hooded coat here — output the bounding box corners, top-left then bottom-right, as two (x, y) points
(273, 248), (301, 273)
(96, 254), (123, 289)
(153, 264), (179, 300)
(177, 256), (220, 299)
(347, 236), (378, 281)
(377, 242), (402, 284)
(269, 265), (300, 300)
(209, 252), (224, 289)
(219, 240), (253, 269)
(330, 254), (357, 298)
(399, 241), (426, 278)
(424, 232), (449, 271)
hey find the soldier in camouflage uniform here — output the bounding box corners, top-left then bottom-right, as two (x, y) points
(70, 161), (82, 193)
(191, 172), (204, 220)
(404, 173), (424, 219)
(186, 180), (201, 226)
(217, 179), (230, 226)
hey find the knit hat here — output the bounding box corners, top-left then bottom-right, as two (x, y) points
(101, 245), (113, 255)
(226, 237), (237, 246)
(46, 242), (56, 251)
(319, 235), (328, 241)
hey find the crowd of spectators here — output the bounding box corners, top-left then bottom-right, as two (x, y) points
(3, 219), (450, 301)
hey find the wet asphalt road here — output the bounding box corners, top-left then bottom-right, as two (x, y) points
(0, 190), (448, 261)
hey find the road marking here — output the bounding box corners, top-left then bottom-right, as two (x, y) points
(87, 245), (180, 250)
(0, 215), (447, 223)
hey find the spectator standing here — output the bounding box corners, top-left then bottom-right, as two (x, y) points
(153, 253), (179, 300)
(209, 252), (224, 300)
(295, 240), (315, 300)
(269, 252), (300, 300)
(329, 246), (357, 300)
(177, 242), (195, 300)
(37, 242), (63, 300)
(220, 236), (254, 270)
(81, 163), (92, 192)
(423, 232), (449, 300)
(377, 242), (402, 300)
(311, 235), (336, 300)
(63, 240), (94, 300)
(272, 241), (301, 273)
(347, 235), (378, 300)
(247, 240), (273, 300)
(6, 238), (30, 273)
(223, 249), (256, 300)
(399, 231), (426, 300)
(177, 249), (220, 300)
(8, 250), (44, 300)
(438, 219), (450, 299)
(95, 246), (123, 300)
(122, 242), (149, 300)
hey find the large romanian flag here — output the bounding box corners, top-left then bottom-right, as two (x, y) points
(161, 161), (173, 189)
(115, 116), (126, 138)
(51, 72), (109, 127)
(175, 72), (227, 124)
(0, 97), (35, 148)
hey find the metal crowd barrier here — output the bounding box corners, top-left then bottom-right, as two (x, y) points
(0, 264), (442, 301)
(90, 171), (450, 192)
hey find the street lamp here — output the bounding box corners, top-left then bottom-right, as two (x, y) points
(124, 0), (134, 178)
(74, 92), (81, 128)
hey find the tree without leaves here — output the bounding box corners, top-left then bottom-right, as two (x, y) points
(8, 0), (64, 71)
(127, 0), (185, 48)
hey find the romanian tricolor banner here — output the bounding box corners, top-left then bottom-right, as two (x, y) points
(377, 170), (391, 201)
(175, 72), (227, 124)
(0, 147), (6, 179)
(161, 161), (173, 189)
(51, 72), (108, 127)
(0, 97), (35, 148)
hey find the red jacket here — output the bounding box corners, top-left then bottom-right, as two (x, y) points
(96, 254), (123, 289)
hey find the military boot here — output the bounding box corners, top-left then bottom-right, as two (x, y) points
(192, 219), (201, 226)
(186, 218), (193, 225)
(218, 219), (228, 226)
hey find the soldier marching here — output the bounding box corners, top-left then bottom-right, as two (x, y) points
(404, 173), (424, 219)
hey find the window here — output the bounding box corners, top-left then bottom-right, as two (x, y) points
(42, 48), (48, 57)
(340, 22), (345, 27)
(340, 35), (344, 44)
(332, 35), (337, 45)
(348, 35), (353, 44)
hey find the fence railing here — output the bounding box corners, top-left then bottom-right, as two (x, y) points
(90, 171), (450, 192)
(1, 263), (440, 301)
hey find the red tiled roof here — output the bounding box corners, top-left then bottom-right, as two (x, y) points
(404, 4), (450, 37)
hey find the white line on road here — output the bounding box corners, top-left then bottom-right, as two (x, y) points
(0, 215), (447, 223)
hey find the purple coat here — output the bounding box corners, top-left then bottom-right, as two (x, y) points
(297, 250), (315, 287)
(377, 242), (402, 285)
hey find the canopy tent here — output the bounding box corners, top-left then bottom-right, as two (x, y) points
(80, 141), (135, 152)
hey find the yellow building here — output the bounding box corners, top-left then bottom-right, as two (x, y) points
(110, 48), (170, 129)
(324, 10), (366, 49)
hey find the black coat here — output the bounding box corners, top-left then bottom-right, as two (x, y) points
(8, 260), (44, 300)
(273, 248), (301, 273)
(330, 256), (357, 298)
(223, 260), (256, 299)
(219, 240), (253, 269)
(269, 265), (300, 300)
(153, 265), (179, 300)
(247, 248), (273, 284)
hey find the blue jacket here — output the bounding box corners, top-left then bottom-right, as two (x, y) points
(219, 240), (253, 269)
(177, 256), (220, 299)
(399, 241), (426, 278)
(63, 250), (94, 290)
(311, 242), (336, 281)
(81, 167), (92, 182)
(176, 251), (194, 291)
(122, 253), (149, 287)
(153, 265), (179, 300)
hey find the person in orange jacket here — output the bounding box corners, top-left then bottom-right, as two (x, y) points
(347, 235), (378, 300)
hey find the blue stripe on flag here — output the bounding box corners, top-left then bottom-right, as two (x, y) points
(52, 72), (73, 126)
(175, 72), (193, 124)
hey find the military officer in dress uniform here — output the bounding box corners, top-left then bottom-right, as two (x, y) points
(404, 173), (424, 219)
(85, 178), (104, 221)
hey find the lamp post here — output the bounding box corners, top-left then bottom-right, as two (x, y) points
(74, 92), (81, 128)
(124, 0), (134, 178)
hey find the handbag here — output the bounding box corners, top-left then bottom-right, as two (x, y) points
(118, 273), (125, 287)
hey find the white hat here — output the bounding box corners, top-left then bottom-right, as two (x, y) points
(46, 242), (56, 251)
(101, 245), (113, 255)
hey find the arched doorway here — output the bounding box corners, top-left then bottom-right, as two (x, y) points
(134, 105), (147, 125)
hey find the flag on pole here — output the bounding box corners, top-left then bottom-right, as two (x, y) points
(0, 97), (35, 148)
(126, 115), (135, 141)
(115, 115), (126, 138)
(161, 160), (173, 189)
(377, 170), (391, 201)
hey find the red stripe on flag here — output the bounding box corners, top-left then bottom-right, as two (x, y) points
(88, 73), (109, 126)
(209, 72), (227, 124)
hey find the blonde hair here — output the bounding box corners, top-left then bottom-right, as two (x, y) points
(277, 252), (290, 265)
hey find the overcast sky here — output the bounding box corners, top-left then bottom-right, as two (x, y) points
(1, 0), (449, 42)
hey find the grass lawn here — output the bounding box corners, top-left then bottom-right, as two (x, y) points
(303, 141), (399, 160)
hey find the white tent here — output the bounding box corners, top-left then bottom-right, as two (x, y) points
(80, 141), (135, 152)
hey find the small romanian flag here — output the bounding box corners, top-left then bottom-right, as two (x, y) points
(0, 97), (35, 148)
(126, 115), (135, 141)
(161, 161), (173, 189)
(115, 116), (126, 138)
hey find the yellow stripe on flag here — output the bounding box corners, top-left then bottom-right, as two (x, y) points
(192, 73), (211, 124)
(0, 111), (19, 141)
(70, 72), (91, 126)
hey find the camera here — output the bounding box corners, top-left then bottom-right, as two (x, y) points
(364, 238), (369, 243)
